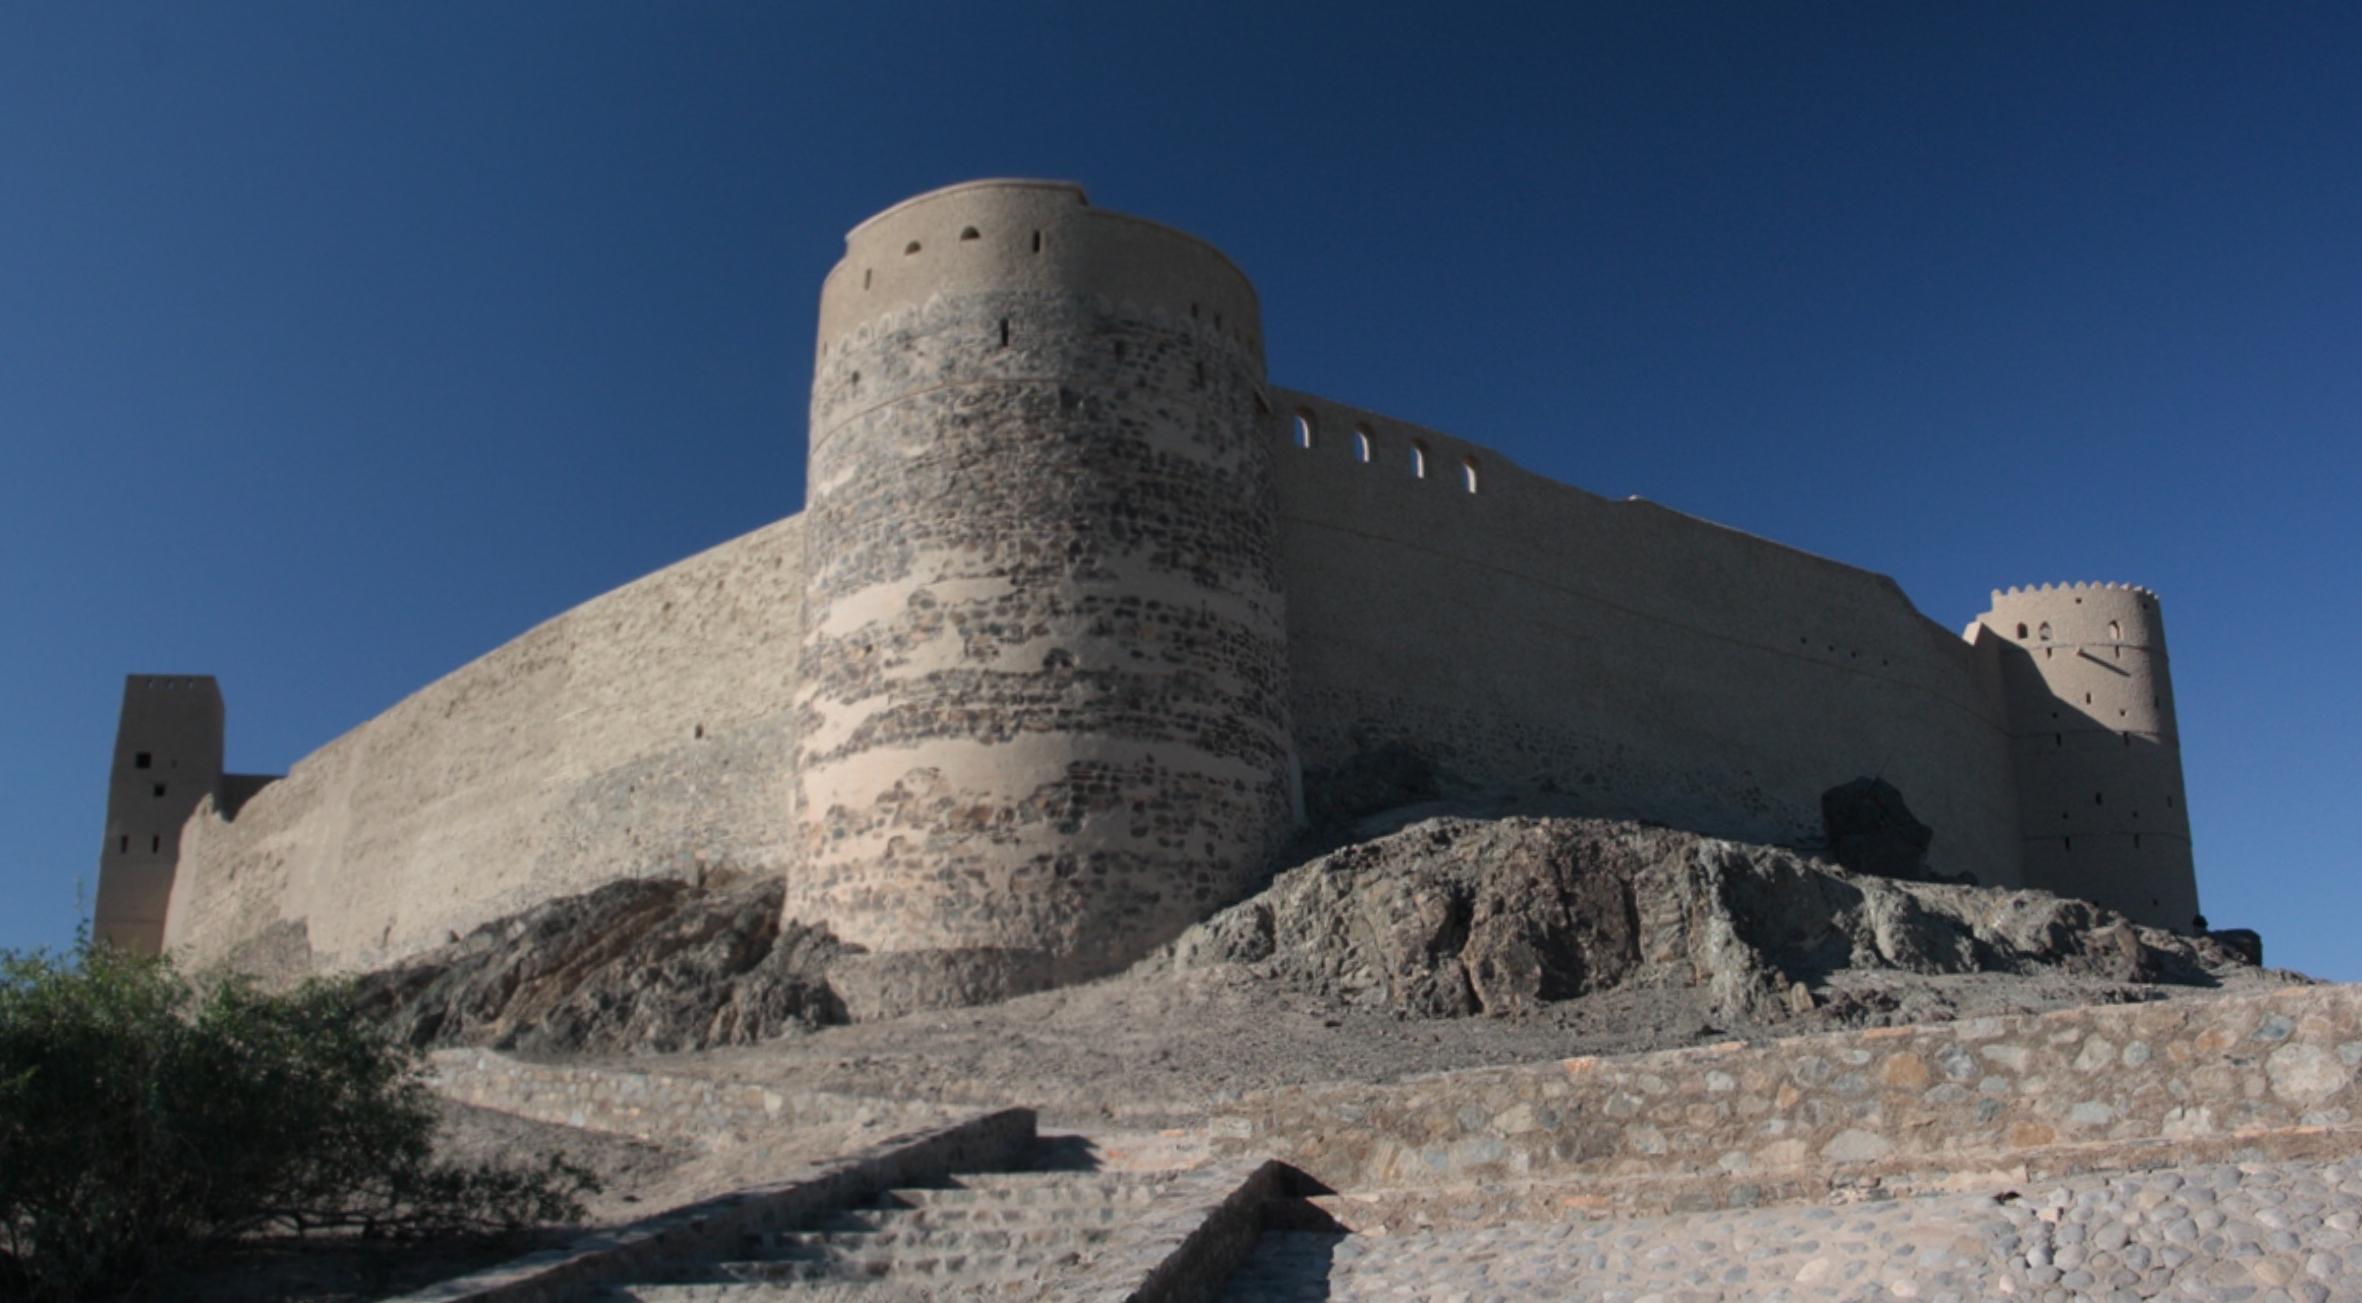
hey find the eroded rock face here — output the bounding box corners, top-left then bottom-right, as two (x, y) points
(352, 876), (846, 1055)
(1161, 817), (2248, 1023)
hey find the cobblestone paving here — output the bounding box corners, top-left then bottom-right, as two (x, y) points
(1220, 1156), (2362, 1301)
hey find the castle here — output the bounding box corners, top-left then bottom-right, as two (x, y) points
(94, 180), (2201, 1007)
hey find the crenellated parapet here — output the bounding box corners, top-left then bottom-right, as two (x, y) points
(1974, 583), (2197, 930)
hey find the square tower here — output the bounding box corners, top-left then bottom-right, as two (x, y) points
(93, 675), (226, 954)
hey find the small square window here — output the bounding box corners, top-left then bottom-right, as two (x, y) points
(153, 784), (167, 798)
(134, 752), (152, 769)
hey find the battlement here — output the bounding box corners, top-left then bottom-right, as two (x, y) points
(1991, 581), (2157, 600)
(817, 179), (1261, 366)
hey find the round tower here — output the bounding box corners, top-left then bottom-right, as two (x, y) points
(1977, 583), (2198, 930)
(791, 181), (1295, 1009)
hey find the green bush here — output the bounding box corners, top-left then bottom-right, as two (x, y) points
(0, 939), (596, 1301)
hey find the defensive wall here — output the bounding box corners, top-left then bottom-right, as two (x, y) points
(1267, 389), (2026, 888)
(115, 179), (2199, 988)
(161, 515), (807, 971)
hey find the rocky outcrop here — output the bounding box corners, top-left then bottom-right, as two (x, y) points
(352, 876), (846, 1055)
(1160, 817), (2257, 1023)
(350, 817), (2266, 1052)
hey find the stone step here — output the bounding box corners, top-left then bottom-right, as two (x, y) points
(795, 1201), (1134, 1233)
(698, 1247), (1084, 1285)
(748, 1223), (1119, 1258)
(882, 1179), (1172, 1208)
(603, 1281), (1025, 1302)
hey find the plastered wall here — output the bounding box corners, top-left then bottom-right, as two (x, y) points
(1269, 390), (2028, 886)
(165, 515), (808, 973)
(94, 676), (228, 953)
(1974, 585), (2197, 929)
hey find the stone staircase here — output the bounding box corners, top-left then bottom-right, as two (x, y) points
(593, 1151), (1234, 1300)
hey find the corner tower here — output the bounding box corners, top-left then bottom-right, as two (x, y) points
(791, 181), (1295, 1006)
(94, 675), (226, 953)
(1975, 584), (2198, 930)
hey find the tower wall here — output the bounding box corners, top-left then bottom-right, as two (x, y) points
(793, 181), (1294, 994)
(94, 675), (227, 953)
(1975, 584), (2198, 929)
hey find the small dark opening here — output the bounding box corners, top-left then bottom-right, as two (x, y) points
(694, 724), (705, 740)
(2133, 834), (2143, 849)
(150, 835), (161, 853)
(863, 268), (872, 290)
(904, 240), (921, 255)
(999, 318), (1010, 348)
(1114, 340), (1127, 360)
(2094, 791), (2104, 806)
(1031, 230), (1042, 253)
(153, 784), (166, 798)
(134, 752), (152, 769)
(2016, 623), (2028, 639)
(959, 226), (980, 241)
(118, 835), (128, 854)
(2062, 836), (2072, 852)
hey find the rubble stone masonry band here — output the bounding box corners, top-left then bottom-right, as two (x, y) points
(1212, 985), (2362, 1209)
(791, 182), (1295, 991)
(123, 179), (2202, 993)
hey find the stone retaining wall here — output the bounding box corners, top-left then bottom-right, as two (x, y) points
(429, 1048), (945, 1154)
(1212, 985), (2362, 1201)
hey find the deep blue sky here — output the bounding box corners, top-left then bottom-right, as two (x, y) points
(4, 4), (2356, 977)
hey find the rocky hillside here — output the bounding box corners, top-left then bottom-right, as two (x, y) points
(352, 875), (844, 1055)
(351, 816), (2272, 1055)
(1159, 816), (2263, 1023)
